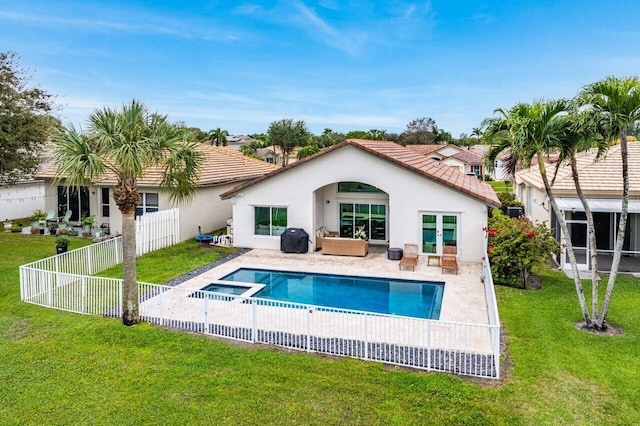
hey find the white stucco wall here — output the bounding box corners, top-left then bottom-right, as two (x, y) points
(43, 180), (237, 242)
(0, 181), (45, 220)
(229, 146), (491, 262)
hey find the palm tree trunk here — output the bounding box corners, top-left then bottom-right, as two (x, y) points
(537, 153), (592, 326)
(597, 131), (629, 329)
(570, 156), (600, 319)
(121, 209), (139, 325)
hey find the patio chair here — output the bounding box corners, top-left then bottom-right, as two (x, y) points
(399, 243), (419, 271)
(42, 209), (57, 227)
(442, 245), (458, 275)
(59, 210), (72, 225)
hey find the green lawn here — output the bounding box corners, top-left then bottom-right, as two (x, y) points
(489, 181), (512, 193)
(2, 233), (640, 424)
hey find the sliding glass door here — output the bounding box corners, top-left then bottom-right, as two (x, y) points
(340, 203), (387, 242)
(421, 213), (458, 254)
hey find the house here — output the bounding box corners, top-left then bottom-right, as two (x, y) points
(515, 142), (640, 271)
(255, 147), (280, 165)
(36, 144), (279, 241)
(407, 144), (486, 178)
(0, 143), (55, 220)
(225, 135), (254, 151)
(221, 139), (500, 262)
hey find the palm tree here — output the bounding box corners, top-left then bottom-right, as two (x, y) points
(579, 76), (640, 329)
(471, 127), (483, 143)
(210, 128), (229, 146)
(53, 100), (203, 326)
(484, 100), (592, 325)
(554, 107), (608, 327)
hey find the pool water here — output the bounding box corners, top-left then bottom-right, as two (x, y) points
(220, 268), (444, 319)
(196, 283), (252, 296)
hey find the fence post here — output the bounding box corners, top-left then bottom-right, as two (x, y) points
(81, 276), (86, 314)
(306, 307), (312, 353)
(427, 321), (431, 371)
(87, 248), (93, 275)
(204, 293), (209, 334)
(251, 299), (257, 343)
(364, 314), (369, 360)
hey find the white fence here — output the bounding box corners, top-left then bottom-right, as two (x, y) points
(135, 208), (180, 256)
(20, 250), (502, 379)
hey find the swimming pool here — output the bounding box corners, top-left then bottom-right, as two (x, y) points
(218, 268), (444, 319)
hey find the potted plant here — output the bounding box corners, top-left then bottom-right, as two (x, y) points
(4, 218), (12, 233)
(67, 228), (79, 237)
(29, 209), (46, 228)
(81, 214), (96, 232)
(57, 228), (68, 236)
(55, 236), (71, 254)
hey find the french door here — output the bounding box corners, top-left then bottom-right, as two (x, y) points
(421, 213), (458, 254)
(339, 203), (387, 242)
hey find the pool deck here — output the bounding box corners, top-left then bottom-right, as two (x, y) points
(172, 248), (489, 326)
(138, 249), (495, 355)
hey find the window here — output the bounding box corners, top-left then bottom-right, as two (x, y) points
(57, 185), (89, 222)
(101, 188), (110, 217)
(471, 164), (482, 176)
(339, 202), (387, 241)
(254, 206), (287, 236)
(136, 192), (159, 217)
(337, 182), (384, 193)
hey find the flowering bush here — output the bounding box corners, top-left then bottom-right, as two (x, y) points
(486, 210), (560, 288)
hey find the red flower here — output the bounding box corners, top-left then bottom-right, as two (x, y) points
(527, 231), (535, 238)
(488, 245), (495, 253)
(488, 229), (498, 237)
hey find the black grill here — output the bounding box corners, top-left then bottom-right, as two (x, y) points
(280, 228), (309, 253)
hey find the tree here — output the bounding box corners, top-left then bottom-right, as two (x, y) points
(267, 119), (310, 166)
(53, 100), (203, 326)
(579, 76), (640, 330)
(209, 128), (229, 146)
(297, 145), (320, 159)
(398, 117), (438, 145)
(471, 127), (483, 143)
(345, 130), (369, 139)
(484, 100), (593, 325)
(0, 51), (57, 182)
(366, 129), (388, 140)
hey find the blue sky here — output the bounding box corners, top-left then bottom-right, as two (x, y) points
(2, 1), (639, 137)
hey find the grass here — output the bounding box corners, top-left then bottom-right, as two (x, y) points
(2, 233), (640, 424)
(489, 181), (512, 193)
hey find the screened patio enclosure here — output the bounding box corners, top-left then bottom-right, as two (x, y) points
(556, 198), (640, 273)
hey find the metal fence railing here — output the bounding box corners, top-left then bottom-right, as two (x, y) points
(19, 264), (502, 379)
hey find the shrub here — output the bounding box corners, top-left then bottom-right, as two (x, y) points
(487, 210), (560, 288)
(497, 191), (524, 214)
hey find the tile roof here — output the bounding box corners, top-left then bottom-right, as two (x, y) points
(516, 142), (640, 195)
(36, 143), (279, 187)
(405, 144), (444, 156)
(451, 150), (483, 164)
(221, 139), (501, 207)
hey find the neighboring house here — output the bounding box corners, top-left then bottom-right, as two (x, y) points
(221, 139), (500, 263)
(255, 146), (300, 166)
(407, 144), (485, 178)
(255, 147), (280, 165)
(226, 135), (254, 151)
(36, 145), (279, 241)
(0, 143), (55, 220)
(515, 142), (640, 271)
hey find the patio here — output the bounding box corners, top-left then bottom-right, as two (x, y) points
(169, 248), (490, 326)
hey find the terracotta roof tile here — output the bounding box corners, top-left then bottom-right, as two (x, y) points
(221, 139), (501, 207)
(516, 142), (640, 195)
(36, 144), (279, 187)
